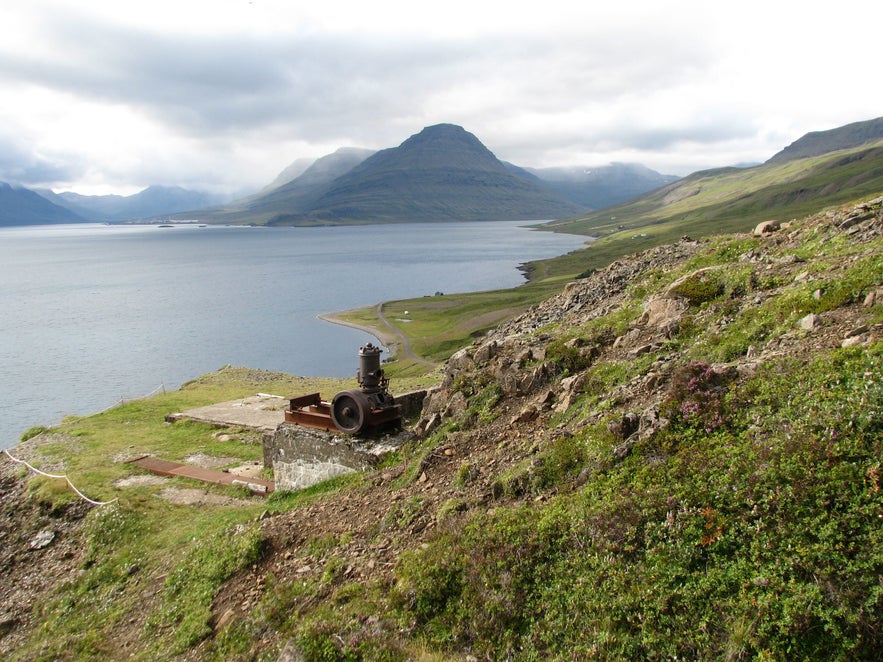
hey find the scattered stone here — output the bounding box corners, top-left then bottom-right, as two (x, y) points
(28, 530), (55, 551)
(799, 313), (821, 331)
(628, 344), (654, 358)
(640, 296), (688, 329)
(607, 413), (639, 440)
(510, 406), (539, 425)
(837, 210), (875, 229)
(215, 608), (235, 631)
(845, 325), (869, 339)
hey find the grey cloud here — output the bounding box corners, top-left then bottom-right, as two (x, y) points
(0, 133), (82, 186)
(1, 10), (716, 147)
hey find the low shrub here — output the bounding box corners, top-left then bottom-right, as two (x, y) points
(662, 361), (736, 432)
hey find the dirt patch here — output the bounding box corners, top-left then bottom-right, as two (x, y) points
(453, 307), (519, 333)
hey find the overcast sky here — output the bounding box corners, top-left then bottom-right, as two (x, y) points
(1, 0), (880, 196)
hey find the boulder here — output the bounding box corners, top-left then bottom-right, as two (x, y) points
(753, 220), (780, 236)
(798, 313), (821, 331)
(640, 296), (688, 329)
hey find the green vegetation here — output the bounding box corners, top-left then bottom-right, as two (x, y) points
(428, 345), (879, 661)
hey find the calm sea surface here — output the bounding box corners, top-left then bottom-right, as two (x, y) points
(1, 221), (588, 449)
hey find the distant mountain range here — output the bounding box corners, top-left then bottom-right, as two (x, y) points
(524, 163), (680, 209)
(38, 186), (225, 223)
(0, 182), (84, 226)
(0, 184), (226, 227)
(195, 125), (588, 225)
(5, 117), (883, 228)
(192, 124), (682, 226)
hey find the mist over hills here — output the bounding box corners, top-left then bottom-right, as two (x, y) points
(201, 124), (682, 226)
(259, 147), (376, 196)
(241, 147), (378, 217)
(525, 162), (680, 209)
(37, 186), (226, 223)
(204, 118), (883, 227)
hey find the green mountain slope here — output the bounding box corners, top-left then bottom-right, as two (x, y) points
(547, 137), (883, 243)
(767, 115), (883, 163)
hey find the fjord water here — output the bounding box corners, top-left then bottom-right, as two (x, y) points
(1, 221), (587, 449)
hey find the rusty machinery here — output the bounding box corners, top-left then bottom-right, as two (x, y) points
(284, 343), (402, 435)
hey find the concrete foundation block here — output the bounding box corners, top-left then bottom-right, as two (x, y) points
(264, 423), (410, 491)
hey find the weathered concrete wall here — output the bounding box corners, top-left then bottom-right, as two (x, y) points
(393, 388), (434, 420)
(264, 424), (411, 491)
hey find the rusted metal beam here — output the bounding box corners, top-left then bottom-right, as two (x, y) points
(126, 455), (275, 494)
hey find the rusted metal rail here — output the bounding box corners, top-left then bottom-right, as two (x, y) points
(126, 456), (275, 494)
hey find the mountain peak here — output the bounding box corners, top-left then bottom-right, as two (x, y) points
(284, 124), (585, 223)
(412, 123), (475, 139)
(405, 123), (488, 150)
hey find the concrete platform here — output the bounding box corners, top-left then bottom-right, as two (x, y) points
(165, 393), (288, 431)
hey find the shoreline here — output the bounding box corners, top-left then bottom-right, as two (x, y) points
(319, 305), (438, 367)
(318, 310), (400, 357)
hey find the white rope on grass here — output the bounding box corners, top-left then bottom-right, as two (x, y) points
(140, 383), (167, 399)
(2, 448), (117, 506)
